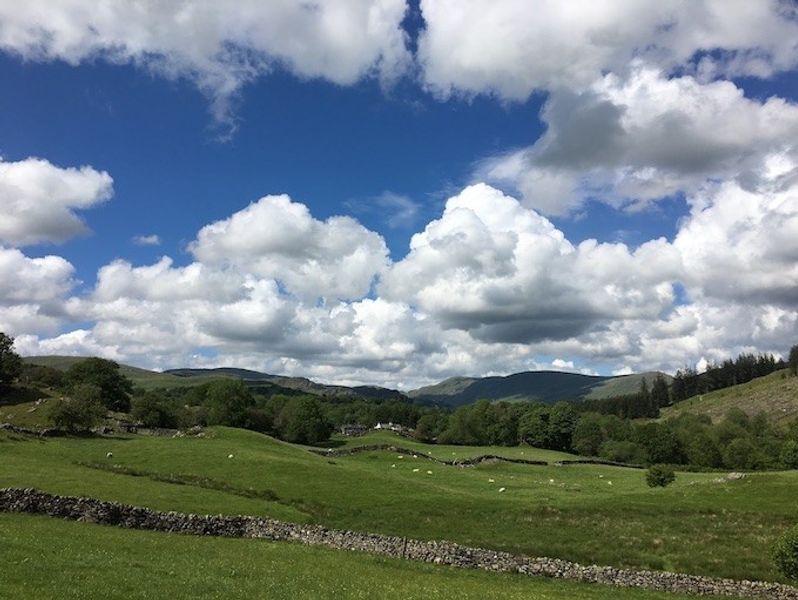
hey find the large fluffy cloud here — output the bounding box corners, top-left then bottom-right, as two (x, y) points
(10, 180), (797, 387)
(0, 0), (410, 132)
(478, 67), (798, 215)
(0, 246), (75, 334)
(0, 157), (113, 245)
(418, 0), (798, 100)
(190, 194), (389, 300)
(381, 184), (680, 343)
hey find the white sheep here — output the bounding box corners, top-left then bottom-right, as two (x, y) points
(498, 487), (506, 493)
(227, 454), (234, 459)
(426, 470), (433, 475)
(488, 478), (495, 483)
(412, 468), (420, 473)
(106, 452), (113, 458)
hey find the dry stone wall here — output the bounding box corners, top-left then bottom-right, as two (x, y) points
(2, 487), (797, 599)
(312, 444), (547, 467)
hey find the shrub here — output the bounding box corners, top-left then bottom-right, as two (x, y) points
(646, 464), (676, 488)
(49, 384), (106, 432)
(131, 393), (177, 428)
(781, 440), (798, 470)
(773, 524), (798, 581)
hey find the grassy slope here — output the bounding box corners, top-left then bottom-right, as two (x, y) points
(1, 427), (796, 582)
(22, 355), (228, 389)
(585, 372), (672, 400)
(661, 370), (798, 426)
(325, 430), (577, 462)
(0, 514), (697, 600)
(409, 372), (670, 405)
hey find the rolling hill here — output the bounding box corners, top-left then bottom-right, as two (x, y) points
(408, 371), (669, 406)
(22, 356), (227, 389)
(660, 369), (798, 426)
(165, 367), (408, 401)
(21, 357), (407, 401)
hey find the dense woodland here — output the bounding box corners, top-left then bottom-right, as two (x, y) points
(3, 332), (798, 472)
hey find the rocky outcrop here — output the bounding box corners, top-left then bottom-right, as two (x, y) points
(1, 487), (796, 599)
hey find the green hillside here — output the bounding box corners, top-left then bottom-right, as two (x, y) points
(1, 426), (796, 583)
(661, 370), (798, 426)
(408, 371), (669, 406)
(22, 356), (228, 389)
(167, 367), (407, 400)
(585, 372), (672, 400)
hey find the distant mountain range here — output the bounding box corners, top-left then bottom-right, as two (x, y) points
(407, 371), (669, 406)
(164, 367), (407, 401)
(23, 356), (669, 407)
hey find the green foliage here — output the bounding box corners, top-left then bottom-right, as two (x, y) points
(773, 524), (798, 581)
(645, 464), (676, 488)
(48, 384), (106, 432)
(413, 413), (445, 442)
(19, 363), (64, 388)
(780, 440), (798, 470)
(0, 332), (22, 385)
(650, 374), (670, 408)
(598, 440), (647, 464)
(635, 423), (684, 464)
(723, 438), (758, 470)
(517, 404), (551, 447)
(64, 358), (133, 411)
(571, 413), (604, 456)
(276, 396), (332, 444)
(204, 380), (256, 428)
(131, 392), (178, 428)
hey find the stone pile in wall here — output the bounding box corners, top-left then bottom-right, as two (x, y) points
(312, 444), (547, 467)
(2, 487), (797, 599)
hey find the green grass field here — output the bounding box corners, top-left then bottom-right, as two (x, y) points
(1, 427), (796, 585)
(661, 370), (798, 426)
(0, 513), (701, 600)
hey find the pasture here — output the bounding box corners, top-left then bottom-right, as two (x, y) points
(1, 427), (796, 585)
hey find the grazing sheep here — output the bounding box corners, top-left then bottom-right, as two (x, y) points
(227, 454), (234, 459)
(391, 464), (396, 468)
(412, 468), (420, 472)
(106, 452), (113, 459)
(488, 478), (495, 483)
(498, 487), (506, 493)
(426, 470), (432, 475)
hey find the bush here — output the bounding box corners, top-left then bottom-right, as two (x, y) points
(49, 384), (106, 432)
(131, 393), (177, 428)
(773, 524), (798, 581)
(781, 440), (798, 470)
(646, 464), (676, 488)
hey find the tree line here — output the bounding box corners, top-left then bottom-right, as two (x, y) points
(3, 333), (798, 471)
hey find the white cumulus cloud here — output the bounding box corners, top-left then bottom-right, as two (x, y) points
(0, 157), (113, 245)
(0, 0), (411, 133)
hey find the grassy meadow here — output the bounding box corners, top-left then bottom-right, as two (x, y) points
(0, 513), (702, 600)
(1, 428), (796, 584)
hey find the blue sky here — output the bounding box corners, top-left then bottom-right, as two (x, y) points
(1, 1), (797, 388)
